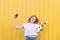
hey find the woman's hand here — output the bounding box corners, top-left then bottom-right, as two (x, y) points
(37, 29), (43, 35)
(14, 14), (24, 30)
(15, 14), (18, 19)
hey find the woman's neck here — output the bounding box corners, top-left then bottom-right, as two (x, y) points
(29, 22), (35, 24)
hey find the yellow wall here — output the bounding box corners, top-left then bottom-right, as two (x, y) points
(0, 0), (60, 40)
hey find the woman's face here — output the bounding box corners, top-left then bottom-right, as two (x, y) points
(30, 16), (36, 23)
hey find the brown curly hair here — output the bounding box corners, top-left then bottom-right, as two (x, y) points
(28, 15), (39, 24)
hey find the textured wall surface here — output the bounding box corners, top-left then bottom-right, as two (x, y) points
(0, 0), (60, 40)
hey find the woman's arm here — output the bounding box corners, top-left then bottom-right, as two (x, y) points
(15, 18), (24, 30)
(15, 14), (24, 30)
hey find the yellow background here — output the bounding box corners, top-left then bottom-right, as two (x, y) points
(0, 0), (60, 40)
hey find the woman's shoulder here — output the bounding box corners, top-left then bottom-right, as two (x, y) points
(22, 23), (30, 26)
(35, 23), (39, 25)
(35, 23), (41, 26)
(23, 22), (29, 25)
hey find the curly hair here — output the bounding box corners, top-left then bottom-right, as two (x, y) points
(28, 15), (39, 24)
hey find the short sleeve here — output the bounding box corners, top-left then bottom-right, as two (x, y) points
(34, 24), (43, 32)
(22, 23), (26, 28)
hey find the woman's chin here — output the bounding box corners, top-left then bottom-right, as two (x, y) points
(30, 21), (34, 23)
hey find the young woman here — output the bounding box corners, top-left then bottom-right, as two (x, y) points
(15, 14), (47, 40)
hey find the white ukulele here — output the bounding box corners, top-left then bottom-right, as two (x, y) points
(34, 21), (48, 32)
